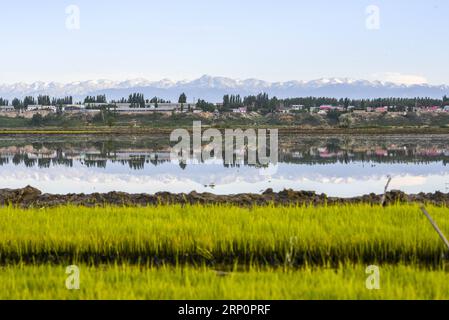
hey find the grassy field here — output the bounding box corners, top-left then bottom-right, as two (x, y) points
(1, 203), (448, 299)
(1, 263), (448, 300)
(0, 204), (448, 265)
(1, 112), (449, 134)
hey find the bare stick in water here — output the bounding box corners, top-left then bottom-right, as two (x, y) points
(420, 206), (449, 251)
(380, 176), (392, 206)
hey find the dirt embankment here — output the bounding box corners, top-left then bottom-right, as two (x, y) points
(339, 112), (449, 128)
(1, 186), (449, 208)
(1, 110), (449, 134)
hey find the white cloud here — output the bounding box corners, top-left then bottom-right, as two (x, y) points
(374, 72), (428, 85)
(389, 175), (427, 187)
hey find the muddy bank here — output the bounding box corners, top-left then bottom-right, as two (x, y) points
(1, 186), (449, 208)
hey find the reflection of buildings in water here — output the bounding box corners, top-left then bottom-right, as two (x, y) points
(0, 141), (449, 169)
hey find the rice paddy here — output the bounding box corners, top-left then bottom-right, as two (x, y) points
(1, 263), (449, 300)
(1, 203), (448, 299)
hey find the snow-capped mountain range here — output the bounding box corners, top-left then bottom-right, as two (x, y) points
(1, 75), (448, 102)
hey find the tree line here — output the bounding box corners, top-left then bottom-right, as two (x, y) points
(2, 92), (449, 113)
(213, 94), (449, 113)
(0, 98), (9, 106)
(5, 95), (74, 110)
(84, 95), (107, 104)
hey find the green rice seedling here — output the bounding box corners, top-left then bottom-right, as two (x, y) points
(0, 204), (448, 265)
(0, 263), (448, 300)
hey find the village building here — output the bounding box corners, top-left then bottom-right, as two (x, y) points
(0, 106), (15, 112)
(318, 105), (343, 113)
(110, 102), (195, 113)
(319, 105), (334, 111)
(27, 105), (57, 112)
(277, 107), (291, 114)
(84, 102), (109, 108)
(154, 102), (193, 113)
(232, 107), (247, 114)
(375, 106), (388, 113)
(64, 105), (86, 112)
(277, 104), (306, 114)
(423, 106), (442, 113)
(112, 103), (134, 112)
(290, 105), (306, 111)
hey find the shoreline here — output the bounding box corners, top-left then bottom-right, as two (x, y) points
(1, 126), (449, 135)
(2, 186), (449, 208)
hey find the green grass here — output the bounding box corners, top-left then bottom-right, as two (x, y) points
(0, 116), (29, 128)
(1, 203), (449, 300)
(0, 204), (448, 265)
(1, 263), (448, 300)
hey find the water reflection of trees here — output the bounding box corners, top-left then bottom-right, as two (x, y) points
(280, 151), (449, 166)
(3, 150), (448, 170)
(1, 138), (449, 170)
(127, 157), (146, 170)
(12, 154), (37, 167)
(83, 160), (107, 169)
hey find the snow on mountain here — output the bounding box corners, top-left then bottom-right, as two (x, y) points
(0, 75), (448, 102)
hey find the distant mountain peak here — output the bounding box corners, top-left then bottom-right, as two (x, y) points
(0, 76), (448, 102)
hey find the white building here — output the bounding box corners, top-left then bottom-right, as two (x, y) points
(278, 107), (291, 114)
(26, 105), (42, 111)
(64, 104), (85, 109)
(291, 105), (305, 111)
(27, 105), (57, 112)
(84, 103), (109, 108)
(150, 103), (194, 112)
(111, 102), (188, 113)
(278, 105), (306, 113)
(112, 103), (134, 112)
(64, 105), (86, 112)
(232, 107), (247, 113)
(0, 106), (15, 112)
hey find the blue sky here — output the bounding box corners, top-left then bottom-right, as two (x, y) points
(0, 0), (448, 84)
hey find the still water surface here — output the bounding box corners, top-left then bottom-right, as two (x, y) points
(0, 134), (448, 197)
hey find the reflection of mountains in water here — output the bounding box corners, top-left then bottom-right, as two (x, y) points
(0, 145), (449, 169)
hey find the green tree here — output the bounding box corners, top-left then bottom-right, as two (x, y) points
(12, 98), (23, 110)
(23, 96), (36, 108)
(443, 95), (449, 104)
(0, 98), (9, 106)
(128, 93), (145, 108)
(178, 93), (187, 104)
(196, 99), (215, 112)
(37, 95), (51, 105)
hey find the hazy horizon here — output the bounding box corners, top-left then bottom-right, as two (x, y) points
(1, 74), (449, 87)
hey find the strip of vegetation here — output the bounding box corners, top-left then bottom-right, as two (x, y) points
(0, 204), (448, 265)
(1, 110), (449, 132)
(1, 263), (448, 300)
